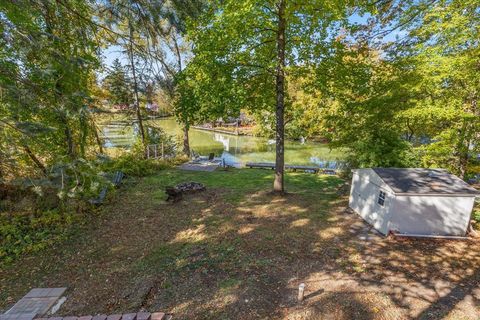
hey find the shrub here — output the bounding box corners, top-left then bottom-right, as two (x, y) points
(106, 154), (170, 177)
(473, 207), (480, 224)
(0, 138), (186, 264)
(0, 208), (80, 264)
(144, 125), (178, 156)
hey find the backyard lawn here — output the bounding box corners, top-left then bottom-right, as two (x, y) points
(1, 168), (479, 319)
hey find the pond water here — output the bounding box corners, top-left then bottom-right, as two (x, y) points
(100, 117), (345, 168)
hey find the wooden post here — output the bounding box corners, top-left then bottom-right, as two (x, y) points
(154, 144), (157, 158)
(147, 145), (150, 159)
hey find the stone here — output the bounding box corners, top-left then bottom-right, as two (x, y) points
(24, 288), (66, 299)
(120, 314), (135, 320)
(0, 313), (37, 320)
(150, 313), (165, 320)
(6, 288), (67, 318)
(135, 313), (150, 320)
(106, 315), (121, 320)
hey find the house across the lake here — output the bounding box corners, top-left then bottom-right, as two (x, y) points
(349, 168), (479, 236)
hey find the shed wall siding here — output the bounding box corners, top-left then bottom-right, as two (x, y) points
(349, 169), (392, 234)
(388, 196), (475, 236)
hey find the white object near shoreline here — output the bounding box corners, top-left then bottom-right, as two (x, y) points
(349, 168), (479, 236)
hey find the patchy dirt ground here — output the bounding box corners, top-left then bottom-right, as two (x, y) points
(1, 169), (479, 320)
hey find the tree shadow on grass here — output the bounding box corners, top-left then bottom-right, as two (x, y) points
(134, 183), (480, 319)
(289, 292), (376, 320)
(117, 182), (382, 319)
(1, 170), (479, 320)
(413, 266), (480, 319)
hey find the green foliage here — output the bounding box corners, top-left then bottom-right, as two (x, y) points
(339, 129), (415, 169)
(473, 204), (480, 231)
(473, 209), (480, 224)
(380, 0), (479, 176)
(103, 58), (132, 106)
(100, 131), (185, 177)
(0, 154), (181, 263)
(182, 0), (370, 191)
(254, 72), (329, 140)
(46, 159), (109, 200)
(313, 44), (416, 168)
(105, 154), (172, 177)
(145, 125), (178, 154)
(0, 0), (101, 177)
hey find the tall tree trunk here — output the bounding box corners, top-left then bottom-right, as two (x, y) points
(128, 20), (146, 148)
(44, 4), (76, 159)
(274, 0), (286, 193)
(173, 35), (191, 157)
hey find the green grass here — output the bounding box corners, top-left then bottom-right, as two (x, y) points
(134, 168), (344, 281)
(144, 167), (343, 202)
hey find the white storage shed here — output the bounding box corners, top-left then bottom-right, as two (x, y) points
(349, 168), (479, 236)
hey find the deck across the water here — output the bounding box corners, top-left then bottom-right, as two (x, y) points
(245, 162), (337, 174)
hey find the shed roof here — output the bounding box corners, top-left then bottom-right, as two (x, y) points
(372, 168), (480, 195)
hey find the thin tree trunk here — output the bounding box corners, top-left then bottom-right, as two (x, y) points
(406, 119), (415, 142)
(173, 35), (191, 157)
(456, 119), (471, 179)
(23, 145), (47, 175)
(44, 4), (76, 159)
(458, 149), (469, 179)
(128, 20), (146, 148)
(274, 0), (286, 193)
(181, 123), (191, 157)
(62, 115), (76, 159)
(183, 124), (190, 157)
(91, 118), (104, 154)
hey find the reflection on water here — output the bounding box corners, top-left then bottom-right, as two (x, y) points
(99, 118), (345, 167)
(101, 121), (138, 148)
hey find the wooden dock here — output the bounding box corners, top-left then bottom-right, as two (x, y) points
(245, 162), (337, 174)
(192, 126), (243, 136)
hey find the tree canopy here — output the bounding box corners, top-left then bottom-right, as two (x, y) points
(0, 0), (478, 187)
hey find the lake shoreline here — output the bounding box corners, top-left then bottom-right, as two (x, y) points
(98, 115), (346, 167)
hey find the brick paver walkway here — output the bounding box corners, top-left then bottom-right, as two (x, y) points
(1, 288), (66, 320)
(1, 290), (171, 320)
(35, 312), (170, 320)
